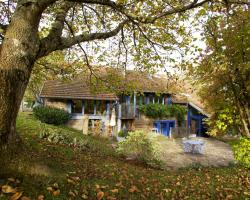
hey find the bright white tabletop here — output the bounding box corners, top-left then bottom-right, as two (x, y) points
(183, 140), (204, 145)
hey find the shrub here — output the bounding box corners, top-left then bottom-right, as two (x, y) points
(117, 130), (162, 167)
(139, 103), (186, 124)
(118, 130), (127, 137)
(38, 123), (89, 150)
(33, 106), (71, 125)
(233, 137), (250, 168)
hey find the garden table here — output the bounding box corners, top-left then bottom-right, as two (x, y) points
(182, 139), (205, 154)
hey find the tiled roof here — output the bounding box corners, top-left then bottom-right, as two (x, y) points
(40, 80), (119, 100)
(40, 68), (177, 100)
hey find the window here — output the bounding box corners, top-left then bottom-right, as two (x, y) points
(96, 100), (106, 115)
(72, 100), (82, 114)
(84, 99), (95, 114)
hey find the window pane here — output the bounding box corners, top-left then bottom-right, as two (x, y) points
(84, 100), (94, 114)
(96, 100), (106, 115)
(72, 100), (82, 114)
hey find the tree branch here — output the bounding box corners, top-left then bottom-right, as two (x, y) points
(227, 0), (250, 5)
(68, 0), (209, 24)
(58, 19), (129, 50)
(0, 23), (8, 31)
(44, 2), (73, 40)
(38, 19), (129, 58)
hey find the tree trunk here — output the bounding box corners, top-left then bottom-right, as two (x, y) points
(0, 3), (41, 148)
(237, 101), (250, 138)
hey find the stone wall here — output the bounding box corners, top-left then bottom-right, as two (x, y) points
(44, 98), (68, 111)
(67, 119), (83, 131)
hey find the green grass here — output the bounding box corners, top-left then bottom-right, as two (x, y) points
(0, 113), (249, 200)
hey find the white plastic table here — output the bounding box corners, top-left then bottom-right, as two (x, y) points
(182, 140), (205, 154)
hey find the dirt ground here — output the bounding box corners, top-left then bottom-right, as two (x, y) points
(156, 136), (236, 170)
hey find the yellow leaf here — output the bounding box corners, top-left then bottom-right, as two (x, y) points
(244, 192), (250, 196)
(2, 185), (16, 193)
(10, 192), (23, 200)
(53, 183), (59, 189)
(71, 176), (80, 181)
(47, 187), (53, 192)
(107, 196), (116, 200)
(53, 189), (60, 196)
(7, 178), (16, 182)
(128, 185), (139, 193)
(110, 189), (118, 193)
(21, 196), (31, 200)
(81, 194), (88, 199)
(67, 179), (76, 185)
(37, 195), (44, 200)
(69, 190), (76, 197)
(97, 191), (104, 200)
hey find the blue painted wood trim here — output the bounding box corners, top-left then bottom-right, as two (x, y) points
(134, 92), (136, 114)
(94, 100), (97, 115)
(67, 100), (72, 113)
(82, 100), (84, 115)
(106, 101), (110, 115)
(167, 96), (172, 105)
(187, 106), (191, 128)
(125, 95), (130, 105)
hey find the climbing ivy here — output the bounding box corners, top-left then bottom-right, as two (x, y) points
(139, 104), (186, 124)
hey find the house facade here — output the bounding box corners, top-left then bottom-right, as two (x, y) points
(39, 70), (208, 137)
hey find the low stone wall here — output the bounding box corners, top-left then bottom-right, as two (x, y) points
(67, 119), (83, 131)
(44, 98), (68, 111)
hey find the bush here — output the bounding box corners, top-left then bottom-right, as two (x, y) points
(118, 130), (127, 137)
(139, 104), (186, 124)
(233, 137), (250, 168)
(39, 123), (89, 150)
(117, 130), (162, 167)
(33, 106), (71, 125)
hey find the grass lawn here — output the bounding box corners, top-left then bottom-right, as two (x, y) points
(0, 113), (249, 200)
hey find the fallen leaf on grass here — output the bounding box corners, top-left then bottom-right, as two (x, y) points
(7, 178), (16, 182)
(53, 183), (59, 189)
(97, 191), (104, 200)
(244, 192), (250, 196)
(71, 176), (80, 182)
(67, 179), (76, 185)
(81, 194), (88, 199)
(37, 195), (44, 200)
(2, 185), (16, 193)
(10, 192), (23, 200)
(107, 196), (116, 200)
(53, 189), (60, 196)
(21, 196), (31, 200)
(162, 188), (171, 193)
(110, 189), (118, 193)
(46, 187), (53, 192)
(129, 185), (140, 193)
(69, 190), (76, 197)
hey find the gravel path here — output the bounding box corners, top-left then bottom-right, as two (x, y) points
(156, 136), (236, 170)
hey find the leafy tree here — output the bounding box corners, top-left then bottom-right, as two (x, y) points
(193, 8), (250, 137)
(25, 50), (83, 103)
(0, 0), (249, 147)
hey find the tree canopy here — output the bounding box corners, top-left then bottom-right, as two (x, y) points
(192, 8), (250, 137)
